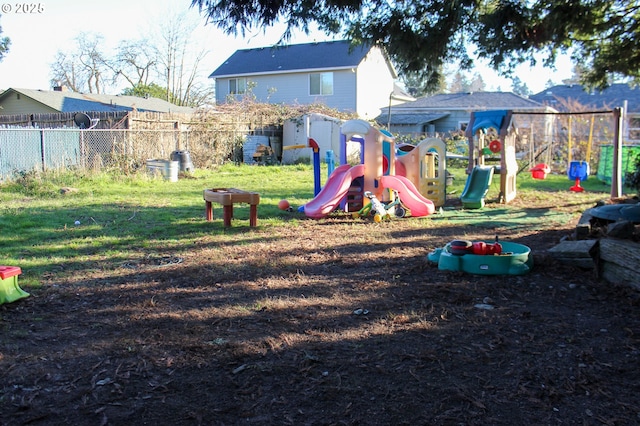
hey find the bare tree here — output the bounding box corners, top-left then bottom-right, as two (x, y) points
(48, 14), (214, 106)
(114, 39), (157, 88)
(50, 51), (82, 92)
(153, 11), (211, 106)
(50, 32), (114, 93)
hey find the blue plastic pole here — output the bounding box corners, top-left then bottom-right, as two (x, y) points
(313, 148), (321, 195)
(326, 150), (335, 178)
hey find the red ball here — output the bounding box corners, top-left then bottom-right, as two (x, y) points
(278, 199), (290, 211)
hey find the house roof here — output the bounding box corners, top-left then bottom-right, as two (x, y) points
(376, 113), (449, 126)
(529, 83), (640, 113)
(0, 88), (194, 114)
(390, 84), (415, 103)
(393, 91), (548, 111)
(209, 40), (374, 78)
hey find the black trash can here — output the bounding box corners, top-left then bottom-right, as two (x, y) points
(170, 150), (195, 172)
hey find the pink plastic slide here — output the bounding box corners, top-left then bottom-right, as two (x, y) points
(303, 164), (365, 219)
(379, 175), (435, 217)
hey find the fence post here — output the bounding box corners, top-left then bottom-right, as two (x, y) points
(611, 107), (623, 199)
(174, 121), (181, 151)
(40, 129), (46, 172)
(80, 130), (87, 169)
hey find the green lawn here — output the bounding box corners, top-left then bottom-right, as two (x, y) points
(0, 163), (626, 289)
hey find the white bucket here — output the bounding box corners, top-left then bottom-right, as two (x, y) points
(146, 159), (179, 182)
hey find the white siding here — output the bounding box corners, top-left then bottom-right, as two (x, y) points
(215, 70), (357, 113)
(355, 47), (396, 119)
(281, 113), (360, 165)
(212, 47), (396, 118)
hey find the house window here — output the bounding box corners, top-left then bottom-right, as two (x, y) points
(229, 78), (247, 95)
(310, 72), (333, 96)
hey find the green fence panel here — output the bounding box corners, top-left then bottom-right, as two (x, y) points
(597, 145), (640, 184)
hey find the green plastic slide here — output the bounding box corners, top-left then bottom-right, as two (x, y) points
(460, 166), (494, 209)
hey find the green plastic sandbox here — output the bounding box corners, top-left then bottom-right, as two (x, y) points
(427, 241), (533, 276)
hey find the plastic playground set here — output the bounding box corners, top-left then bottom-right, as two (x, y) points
(298, 118), (445, 221)
(297, 110), (524, 220)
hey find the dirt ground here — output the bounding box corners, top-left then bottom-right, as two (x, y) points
(2, 193), (640, 426)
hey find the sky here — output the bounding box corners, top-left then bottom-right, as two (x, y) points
(0, 0), (575, 95)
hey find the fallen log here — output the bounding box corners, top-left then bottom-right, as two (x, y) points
(599, 239), (640, 288)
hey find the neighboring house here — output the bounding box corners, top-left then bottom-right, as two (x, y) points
(529, 83), (640, 143)
(377, 91), (555, 137)
(209, 40), (406, 120)
(0, 87), (194, 116)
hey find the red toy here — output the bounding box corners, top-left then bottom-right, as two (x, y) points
(278, 199), (291, 211)
(449, 237), (502, 256)
(471, 241), (502, 255)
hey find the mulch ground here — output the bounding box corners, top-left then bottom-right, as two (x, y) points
(1, 194), (639, 426)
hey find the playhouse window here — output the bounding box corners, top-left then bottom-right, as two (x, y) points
(310, 72), (333, 96)
(229, 78), (247, 95)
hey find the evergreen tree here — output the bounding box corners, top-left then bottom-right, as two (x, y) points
(192, 0), (640, 92)
(449, 72), (470, 93)
(402, 68), (446, 96)
(469, 74), (486, 92)
(562, 64), (587, 86)
(121, 83), (167, 99)
(511, 76), (532, 96)
(0, 15), (11, 63)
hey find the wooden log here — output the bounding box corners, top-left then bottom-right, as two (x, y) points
(601, 262), (640, 289)
(547, 240), (598, 259)
(566, 258), (598, 269)
(599, 239), (640, 272)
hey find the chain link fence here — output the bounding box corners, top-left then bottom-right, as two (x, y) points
(0, 127), (265, 179)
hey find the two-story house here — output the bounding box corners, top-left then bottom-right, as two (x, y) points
(209, 40), (410, 119)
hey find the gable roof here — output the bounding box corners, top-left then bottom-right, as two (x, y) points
(0, 88), (194, 114)
(391, 83), (415, 103)
(376, 113), (449, 126)
(393, 91), (548, 111)
(209, 40), (373, 78)
(529, 83), (640, 113)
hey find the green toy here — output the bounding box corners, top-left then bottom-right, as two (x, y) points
(0, 266), (29, 305)
(353, 190), (406, 222)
